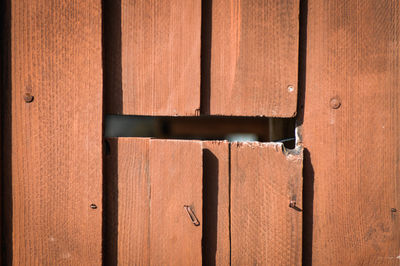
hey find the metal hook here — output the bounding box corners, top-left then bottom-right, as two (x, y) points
(289, 200), (302, 212)
(184, 205), (200, 226)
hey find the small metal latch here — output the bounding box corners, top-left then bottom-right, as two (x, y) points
(184, 205), (200, 226)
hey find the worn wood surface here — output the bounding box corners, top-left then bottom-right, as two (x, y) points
(303, 0), (400, 264)
(202, 141), (230, 265)
(108, 0), (201, 115)
(204, 0), (299, 117)
(11, 0), (103, 264)
(231, 142), (302, 265)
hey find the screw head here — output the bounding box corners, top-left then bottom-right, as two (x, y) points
(330, 97), (341, 109)
(23, 93), (34, 103)
(288, 85), (295, 92)
(90, 204), (98, 210)
(289, 200), (296, 208)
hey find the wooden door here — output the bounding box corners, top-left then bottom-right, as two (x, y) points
(5, 0), (304, 263)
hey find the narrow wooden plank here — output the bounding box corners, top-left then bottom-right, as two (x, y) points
(231, 142), (302, 265)
(303, 1), (400, 264)
(150, 139), (202, 265)
(108, 0), (201, 115)
(202, 141), (230, 265)
(11, 1), (102, 264)
(117, 139), (150, 264)
(205, 0), (299, 117)
(104, 138), (150, 265)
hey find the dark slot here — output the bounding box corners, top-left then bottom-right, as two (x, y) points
(103, 139), (119, 266)
(202, 149), (219, 265)
(102, 0), (121, 265)
(1, 0), (12, 264)
(296, 0), (313, 265)
(104, 115), (296, 149)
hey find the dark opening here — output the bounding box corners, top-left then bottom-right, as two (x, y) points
(202, 149), (219, 265)
(104, 115), (296, 149)
(1, 0), (12, 264)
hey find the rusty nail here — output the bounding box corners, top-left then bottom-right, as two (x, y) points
(391, 208), (397, 212)
(184, 205), (200, 226)
(289, 200), (296, 208)
(23, 93), (34, 103)
(90, 204), (97, 210)
(330, 97), (341, 109)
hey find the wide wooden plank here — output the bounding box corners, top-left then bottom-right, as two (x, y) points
(105, 138), (202, 265)
(11, 1), (102, 264)
(104, 138), (150, 265)
(302, 1), (400, 264)
(106, 0), (201, 115)
(231, 142), (302, 265)
(204, 0), (299, 116)
(202, 141), (230, 265)
(150, 139), (203, 265)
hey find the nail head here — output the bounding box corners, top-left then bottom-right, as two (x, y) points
(330, 97), (341, 109)
(23, 93), (34, 103)
(90, 204), (97, 210)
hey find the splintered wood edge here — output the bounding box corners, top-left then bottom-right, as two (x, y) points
(230, 141), (303, 160)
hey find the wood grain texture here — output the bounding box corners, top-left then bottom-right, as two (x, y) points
(231, 142), (302, 265)
(105, 138), (150, 265)
(111, 0), (201, 115)
(205, 0), (299, 117)
(11, 0), (102, 264)
(106, 138), (202, 265)
(150, 139), (203, 265)
(302, 1), (400, 264)
(202, 141), (230, 265)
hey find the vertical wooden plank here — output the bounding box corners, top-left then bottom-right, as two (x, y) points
(206, 0), (299, 117)
(202, 141), (230, 265)
(117, 139), (150, 264)
(231, 143), (302, 265)
(105, 138), (150, 265)
(107, 138), (202, 265)
(110, 0), (201, 115)
(150, 139), (202, 265)
(11, 0), (102, 264)
(303, 1), (400, 264)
